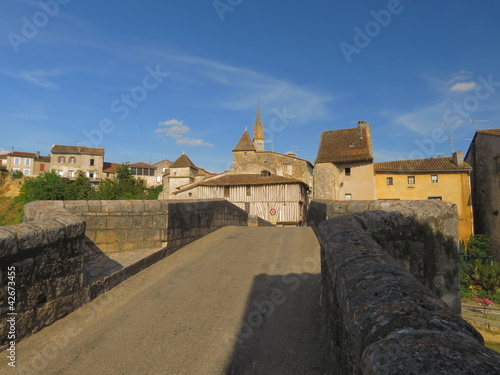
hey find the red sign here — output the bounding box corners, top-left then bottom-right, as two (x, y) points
(270, 208), (277, 215)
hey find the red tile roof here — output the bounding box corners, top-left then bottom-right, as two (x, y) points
(8, 151), (37, 158)
(103, 162), (121, 174)
(130, 162), (156, 168)
(374, 157), (472, 172)
(232, 130), (256, 152)
(315, 127), (372, 164)
(51, 145), (105, 156)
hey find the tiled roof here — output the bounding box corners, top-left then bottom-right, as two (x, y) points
(0, 154), (7, 159)
(8, 151), (37, 158)
(199, 174), (305, 186)
(37, 156), (50, 162)
(374, 157), (472, 172)
(232, 130), (256, 151)
(130, 162), (156, 168)
(103, 162), (121, 174)
(477, 129), (500, 136)
(315, 127), (372, 164)
(170, 154), (197, 169)
(51, 145), (105, 156)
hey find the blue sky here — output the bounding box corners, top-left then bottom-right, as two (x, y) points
(1, 0), (500, 172)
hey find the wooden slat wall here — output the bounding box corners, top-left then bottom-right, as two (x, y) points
(196, 183), (306, 223)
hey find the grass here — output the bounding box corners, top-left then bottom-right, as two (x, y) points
(0, 197), (24, 226)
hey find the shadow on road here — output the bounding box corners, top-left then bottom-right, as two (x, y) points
(225, 273), (326, 375)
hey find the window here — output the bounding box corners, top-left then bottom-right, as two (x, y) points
(14, 157), (20, 165)
(244, 152), (248, 157)
(12, 168), (20, 172)
(157, 176), (162, 183)
(163, 167), (167, 173)
(58, 156), (65, 163)
(408, 176), (415, 184)
(88, 172), (95, 179)
(431, 175), (438, 183)
(261, 171), (271, 177)
(149, 169), (155, 176)
(246, 185), (251, 196)
(264, 161), (268, 165)
(68, 170), (75, 178)
(58, 170), (63, 176)
(224, 185), (230, 197)
(188, 192), (192, 197)
(39, 164), (45, 172)
(345, 167), (351, 176)
(24, 158), (31, 166)
(345, 193), (352, 201)
(69, 157), (75, 164)
(349, 142), (354, 147)
(23, 169), (30, 176)
(245, 203), (250, 213)
(386, 177), (393, 186)
(90, 159), (95, 166)
(428, 196), (442, 200)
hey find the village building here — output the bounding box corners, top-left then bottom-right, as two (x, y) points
(374, 152), (473, 243)
(160, 107), (312, 225)
(314, 121), (376, 201)
(154, 159), (173, 185)
(50, 145), (105, 181)
(465, 129), (500, 260)
(5, 151), (50, 177)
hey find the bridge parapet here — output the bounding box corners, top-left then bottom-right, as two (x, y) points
(0, 199), (247, 349)
(309, 200), (500, 373)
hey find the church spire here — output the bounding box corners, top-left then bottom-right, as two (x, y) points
(253, 103), (265, 151)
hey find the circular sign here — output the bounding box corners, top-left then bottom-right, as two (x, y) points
(270, 208), (277, 215)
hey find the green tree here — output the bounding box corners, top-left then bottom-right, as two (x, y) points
(64, 170), (92, 200)
(466, 234), (492, 256)
(18, 171), (65, 202)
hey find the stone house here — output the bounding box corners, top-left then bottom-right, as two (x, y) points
(465, 129), (500, 259)
(314, 121), (376, 201)
(374, 152), (474, 243)
(6, 151), (50, 177)
(50, 145), (105, 181)
(160, 107), (312, 225)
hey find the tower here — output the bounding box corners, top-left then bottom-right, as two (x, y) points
(253, 104), (265, 152)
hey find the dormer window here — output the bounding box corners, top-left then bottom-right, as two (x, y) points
(261, 171), (271, 177)
(349, 142), (355, 147)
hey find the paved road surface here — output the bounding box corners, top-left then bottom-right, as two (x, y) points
(3, 227), (325, 375)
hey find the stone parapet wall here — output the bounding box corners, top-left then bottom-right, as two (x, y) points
(310, 200), (500, 373)
(308, 199), (460, 312)
(1, 201), (86, 348)
(1, 199), (248, 348)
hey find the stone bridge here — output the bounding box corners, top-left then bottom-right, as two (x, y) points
(1, 199), (500, 374)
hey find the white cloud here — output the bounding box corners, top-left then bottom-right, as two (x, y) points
(2, 69), (63, 89)
(450, 81), (477, 92)
(155, 119), (213, 147)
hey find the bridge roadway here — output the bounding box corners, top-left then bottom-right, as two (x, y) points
(6, 226), (326, 375)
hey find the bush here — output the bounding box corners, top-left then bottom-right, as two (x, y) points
(10, 170), (23, 179)
(18, 171), (65, 202)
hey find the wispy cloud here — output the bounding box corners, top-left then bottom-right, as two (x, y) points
(1, 69), (63, 89)
(155, 119), (213, 147)
(450, 81), (477, 92)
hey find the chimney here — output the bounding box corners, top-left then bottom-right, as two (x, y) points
(357, 121), (373, 158)
(35, 151), (40, 159)
(452, 151), (463, 167)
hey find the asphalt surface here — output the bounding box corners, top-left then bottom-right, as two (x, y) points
(2, 226), (326, 375)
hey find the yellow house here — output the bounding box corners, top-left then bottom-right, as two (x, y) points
(374, 152), (473, 242)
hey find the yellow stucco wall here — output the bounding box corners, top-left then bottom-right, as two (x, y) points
(375, 171), (473, 242)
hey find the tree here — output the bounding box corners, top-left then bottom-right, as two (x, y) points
(64, 170), (92, 200)
(18, 171), (65, 202)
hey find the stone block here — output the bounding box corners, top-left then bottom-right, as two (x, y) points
(106, 216), (133, 229)
(0, 228), (18, 257)
(63, 201), (90, 215)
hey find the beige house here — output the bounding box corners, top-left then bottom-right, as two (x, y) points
(6, 151), (49, 177)
(314, 121), (376, 200)
(50, 145), (104, 181)
(129, 162), (159, 186)
(465, 129), (500, 260)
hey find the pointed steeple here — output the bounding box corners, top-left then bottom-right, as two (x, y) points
(253, 103), (265, 151)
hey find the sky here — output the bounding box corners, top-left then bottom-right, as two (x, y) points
(1, 0), (500, 172)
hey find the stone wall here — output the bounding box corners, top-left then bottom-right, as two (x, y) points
(310, 200), (500, 373)
(0, 199), (248, 348)
(308, 199), (460, 312)
(0, 201), (86, 348)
